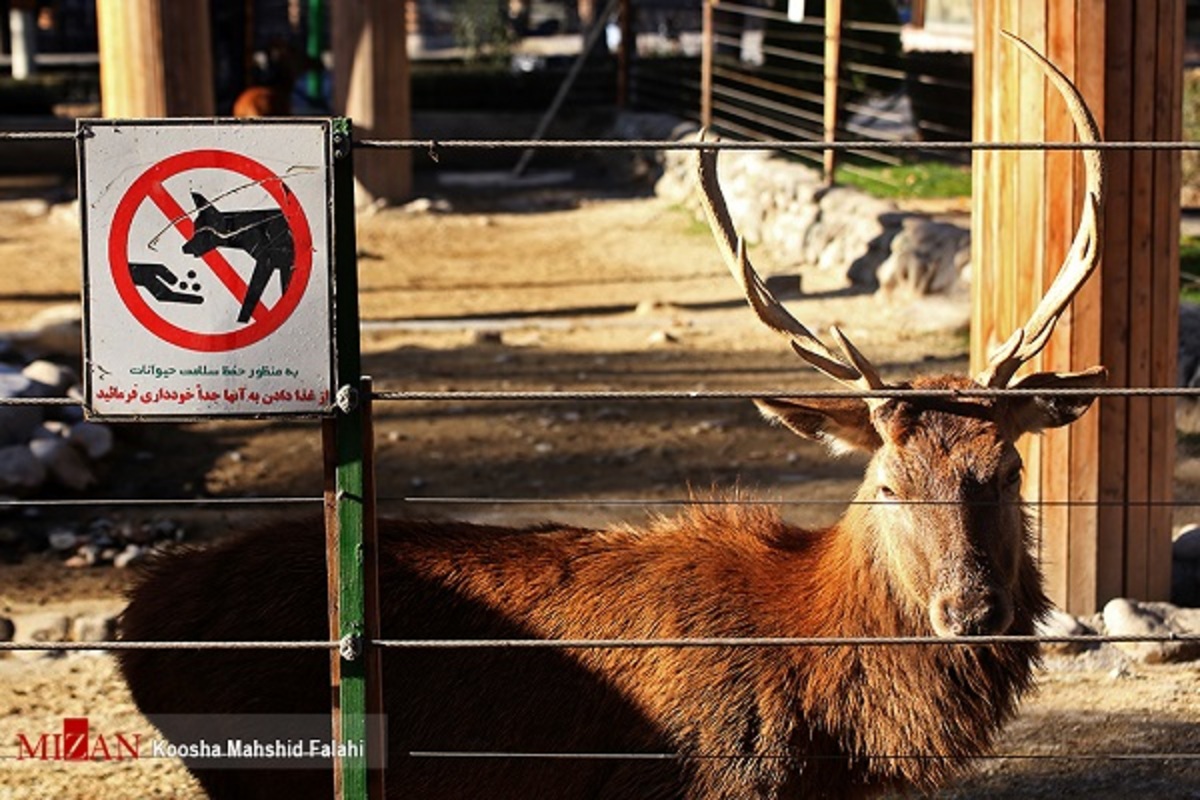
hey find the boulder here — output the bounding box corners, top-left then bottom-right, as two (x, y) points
(1174, 524), (1200, 607)
(67, 421), (114, 460)
(0, 444), (46, 494)
(28, 437), (95, 491)
(1102, 598), (1200, 664)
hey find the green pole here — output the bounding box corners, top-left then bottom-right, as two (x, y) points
(307, 0), (325, 107)
(330, 116), (371, 800)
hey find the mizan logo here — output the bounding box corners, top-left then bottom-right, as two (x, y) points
(16, 717), (141, 762)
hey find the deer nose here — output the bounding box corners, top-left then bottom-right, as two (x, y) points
(930, 589), (1013, 637)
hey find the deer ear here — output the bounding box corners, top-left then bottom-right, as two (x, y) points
(1003, 367), (1107, 435)
(755, 398), (883, 454)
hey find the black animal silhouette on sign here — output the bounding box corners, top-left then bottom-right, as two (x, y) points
(182, 192), (294, 323)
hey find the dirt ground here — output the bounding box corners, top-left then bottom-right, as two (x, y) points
(0, 176), (1197, 799)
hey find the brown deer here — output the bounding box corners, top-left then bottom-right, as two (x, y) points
(118, 34), (1105, 800)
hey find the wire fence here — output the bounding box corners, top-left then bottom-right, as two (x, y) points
(1, 127), (1198, 783)
(624, 0), (975, 185)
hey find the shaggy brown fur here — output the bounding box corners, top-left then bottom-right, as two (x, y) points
(120, 404), (1054, 800)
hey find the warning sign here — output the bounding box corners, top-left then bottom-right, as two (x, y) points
(78, 120), (335, 418)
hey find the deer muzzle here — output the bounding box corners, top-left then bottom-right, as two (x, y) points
(930, 585), (1014, 637)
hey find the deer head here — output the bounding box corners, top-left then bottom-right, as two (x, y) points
(697, 33), (1107, 638)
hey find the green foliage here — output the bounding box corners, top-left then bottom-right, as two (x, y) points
(1183, 70), (1200, 201)
(1181, 234), (1200, 303)
(834, 161), (971, 199)
(453, 0), (513, 64)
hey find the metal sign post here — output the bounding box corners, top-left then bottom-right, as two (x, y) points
(78, 118), (382, 799)
(324, 117), (385, 800)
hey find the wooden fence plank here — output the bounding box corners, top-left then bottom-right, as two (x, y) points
(1149, 0), (1184, 599)
(975, 0), (1179, 612)
(1040, 0), (1076, 603)
(1122, 0), (1158, 598)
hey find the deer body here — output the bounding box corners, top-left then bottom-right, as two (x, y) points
(120, 461), (1045, 799)
(119, 35), (1103, 800)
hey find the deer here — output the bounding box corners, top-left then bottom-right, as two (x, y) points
(117, 34), (1105, 800)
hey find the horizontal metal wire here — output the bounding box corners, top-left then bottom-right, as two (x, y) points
(5, 632), (1195, 652)
(370, 633), (1200, 649)
(0, 396), (77, 406)
(6, 386), (1193, 410)
(371, 386), (1200, 402)
(354, 138), (1200, 152)
(409, 749), (1199, 763)
(0, 495), (320, 508)
(0, 130), (75, 140)
(2, 494), (1191, 511)
(11, 128), (1193, 151)
(395, 496), (1200, 509)
(0, 640), (336, 651)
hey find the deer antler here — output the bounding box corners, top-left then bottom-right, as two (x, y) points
(695, 132), (886, 399)
(976, 32), (1106, 388)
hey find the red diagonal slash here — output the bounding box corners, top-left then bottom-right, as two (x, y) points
(146, 181), (268, 323)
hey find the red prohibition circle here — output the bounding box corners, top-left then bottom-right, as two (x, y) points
(108, 149), (314, 352)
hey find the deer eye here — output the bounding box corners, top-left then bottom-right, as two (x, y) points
(876, 485), (897, 502)
(1003, 468), (1023, 489)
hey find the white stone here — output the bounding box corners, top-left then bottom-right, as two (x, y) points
(1102, 598), (1200, 664)
(22, 359), (77, 395)
(28, 437), (95, 491)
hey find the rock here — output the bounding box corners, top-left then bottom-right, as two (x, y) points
(113, 543), (146, 568)
(22, 359), (77, 395)
(0, 616), (13, 641)
(655, 131), (971, 303)
(0, 366), (35, 398)
(64, 543), (100, 568)
(28, 437), (95, 491)
(0, 366), (45, 446)
(9, 304), (83, 360)
(11, 612), (70, 660)
(67, 421), (114, 460)
(1102, 598), (1200, 664)
(47, 527), (78, 551)
(13, 612), (70, 642)
(1176, 524), (1200, 560)
(0, 444), (46, 494)
(1173, 525), (1200, 607)
(72, 614), (117, 643)
(31, 420), (68, 440)
(1036, 608), (1093, 655)
(876, 217), (971, 297)
(647, 330), (678, 346)
(0, 406), (44, 448)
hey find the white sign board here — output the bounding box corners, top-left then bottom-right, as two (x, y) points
(78, 119), (335, 418)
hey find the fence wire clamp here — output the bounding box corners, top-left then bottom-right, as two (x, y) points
(332, 131), (351, 160)
(336, 384), (359, 413)
(339, 634), (363, 661)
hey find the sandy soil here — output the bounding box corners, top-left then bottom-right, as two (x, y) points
(0, 182), (1197, 799)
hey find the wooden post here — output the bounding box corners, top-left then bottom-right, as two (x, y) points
(331, 0), (412, 207)
(972, 0), (1183, 614)
(96, 0), (215, 117)
(9, 0), (38, 79)
(822, 0), (843, 184)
